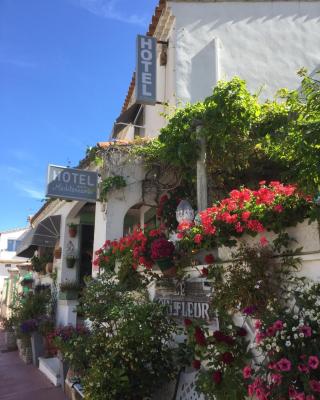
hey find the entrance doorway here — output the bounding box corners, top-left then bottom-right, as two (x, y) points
(79, 224), (94, 285)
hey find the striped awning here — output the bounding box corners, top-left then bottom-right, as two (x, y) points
(16, 215), (61, 258)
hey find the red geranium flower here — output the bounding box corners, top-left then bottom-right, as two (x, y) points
(220, 352), (234, 364)
(184, 318), (192, 327)
(194, 326), (206, 346)
(237, 327), (247, 337)
(194, 234), (203, 244)
(204, 254), (215, 264)
(212, 370), (222, 384)
(192, 359), (201, 370)
(201, 267), (208, 277)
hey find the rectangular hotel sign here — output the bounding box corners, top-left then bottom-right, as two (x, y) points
(136, 35), (157, 105)
(46, 165), (98, 202)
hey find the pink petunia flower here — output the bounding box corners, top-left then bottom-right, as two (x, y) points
(298, 364), (309, 373)
(309, 380), (320, 392)
(273, 320), (284, 331)
(243, 365), (252, 379)
(308, 356), (320, 370)
(277, 358), (292, 372)
(295, 393), (306, 400)
(300, 325), (312, 337)
(271, 373), (282, 385)
(254, 320), (262, 330)
(256, 331), (266, 344)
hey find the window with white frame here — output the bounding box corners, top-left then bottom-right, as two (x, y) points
(7, 239), (21, 252)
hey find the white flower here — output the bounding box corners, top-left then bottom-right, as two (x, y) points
(266, 344), (271, 350)
(276, 346), (280, 352)
(299, 332), (304, 338)
(283, 323), (287, 328)
(294, 334), (298, 340)
(292, 327), (297, 332)
(293, 315), (299, 320)
(285, 341), (291, 347)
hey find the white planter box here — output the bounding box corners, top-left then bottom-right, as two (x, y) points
(218, 219), (320, 262)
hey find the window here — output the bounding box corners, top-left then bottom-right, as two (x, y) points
(5, 264), (11, 268)
(7, 240), (21, 252)
(134, 106), (145, 138)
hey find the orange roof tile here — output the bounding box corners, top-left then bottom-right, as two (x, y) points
(97, 140), (132, 149)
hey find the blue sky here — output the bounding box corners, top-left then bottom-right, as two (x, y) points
(0, 0), (159, 231)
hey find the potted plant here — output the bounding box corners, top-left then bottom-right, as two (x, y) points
(68, 223), (78, 238)
(66, 255), (77, 269)
(45, 253), (54, 274)
(151, 237), (176, 277)
(21, 276), (34, 289)
(59, 280), (82, 300)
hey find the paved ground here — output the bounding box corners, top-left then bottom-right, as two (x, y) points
(0, 329), (67, 400)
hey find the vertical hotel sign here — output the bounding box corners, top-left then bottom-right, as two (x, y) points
(136, 35), (157, 105)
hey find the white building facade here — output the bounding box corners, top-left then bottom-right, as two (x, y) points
(101, 0), (320, 252)
(0, 227), (29, 282)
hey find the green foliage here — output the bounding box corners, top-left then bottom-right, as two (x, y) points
(99, 175), (126, 201)
(30, 253), (53, 273)
(136, 77), (287, 201)
(261, 69), (320, 194)
(72, 273), (180, 400)
(11, 291), (51, 337)
(185, 319), (251, 400)
(209, 240), (300, 318)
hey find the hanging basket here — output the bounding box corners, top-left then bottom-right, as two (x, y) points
(156, 258), (177, 277)
(66, 257), (76, 269)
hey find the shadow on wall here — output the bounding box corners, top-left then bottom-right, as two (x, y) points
(190, 38), (219, 104)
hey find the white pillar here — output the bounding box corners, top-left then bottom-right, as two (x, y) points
(196, 125), (208, 211)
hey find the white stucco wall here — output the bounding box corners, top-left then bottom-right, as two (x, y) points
(141, 27), (177, 138)
(169, 1), (320, 104)
(218, 219), (320, 282)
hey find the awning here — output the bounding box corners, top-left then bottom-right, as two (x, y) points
(16, 215), (61, 258)
(112, 103), (142, 137)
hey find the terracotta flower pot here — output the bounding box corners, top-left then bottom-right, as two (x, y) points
(69, 227), (77, 238)
(46, 262), (53, 274)
(54, 246), (62, 259)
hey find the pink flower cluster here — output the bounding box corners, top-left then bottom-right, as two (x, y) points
(248, 315), (320, 400)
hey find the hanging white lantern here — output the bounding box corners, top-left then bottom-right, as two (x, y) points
(176, 200), (194, 223)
